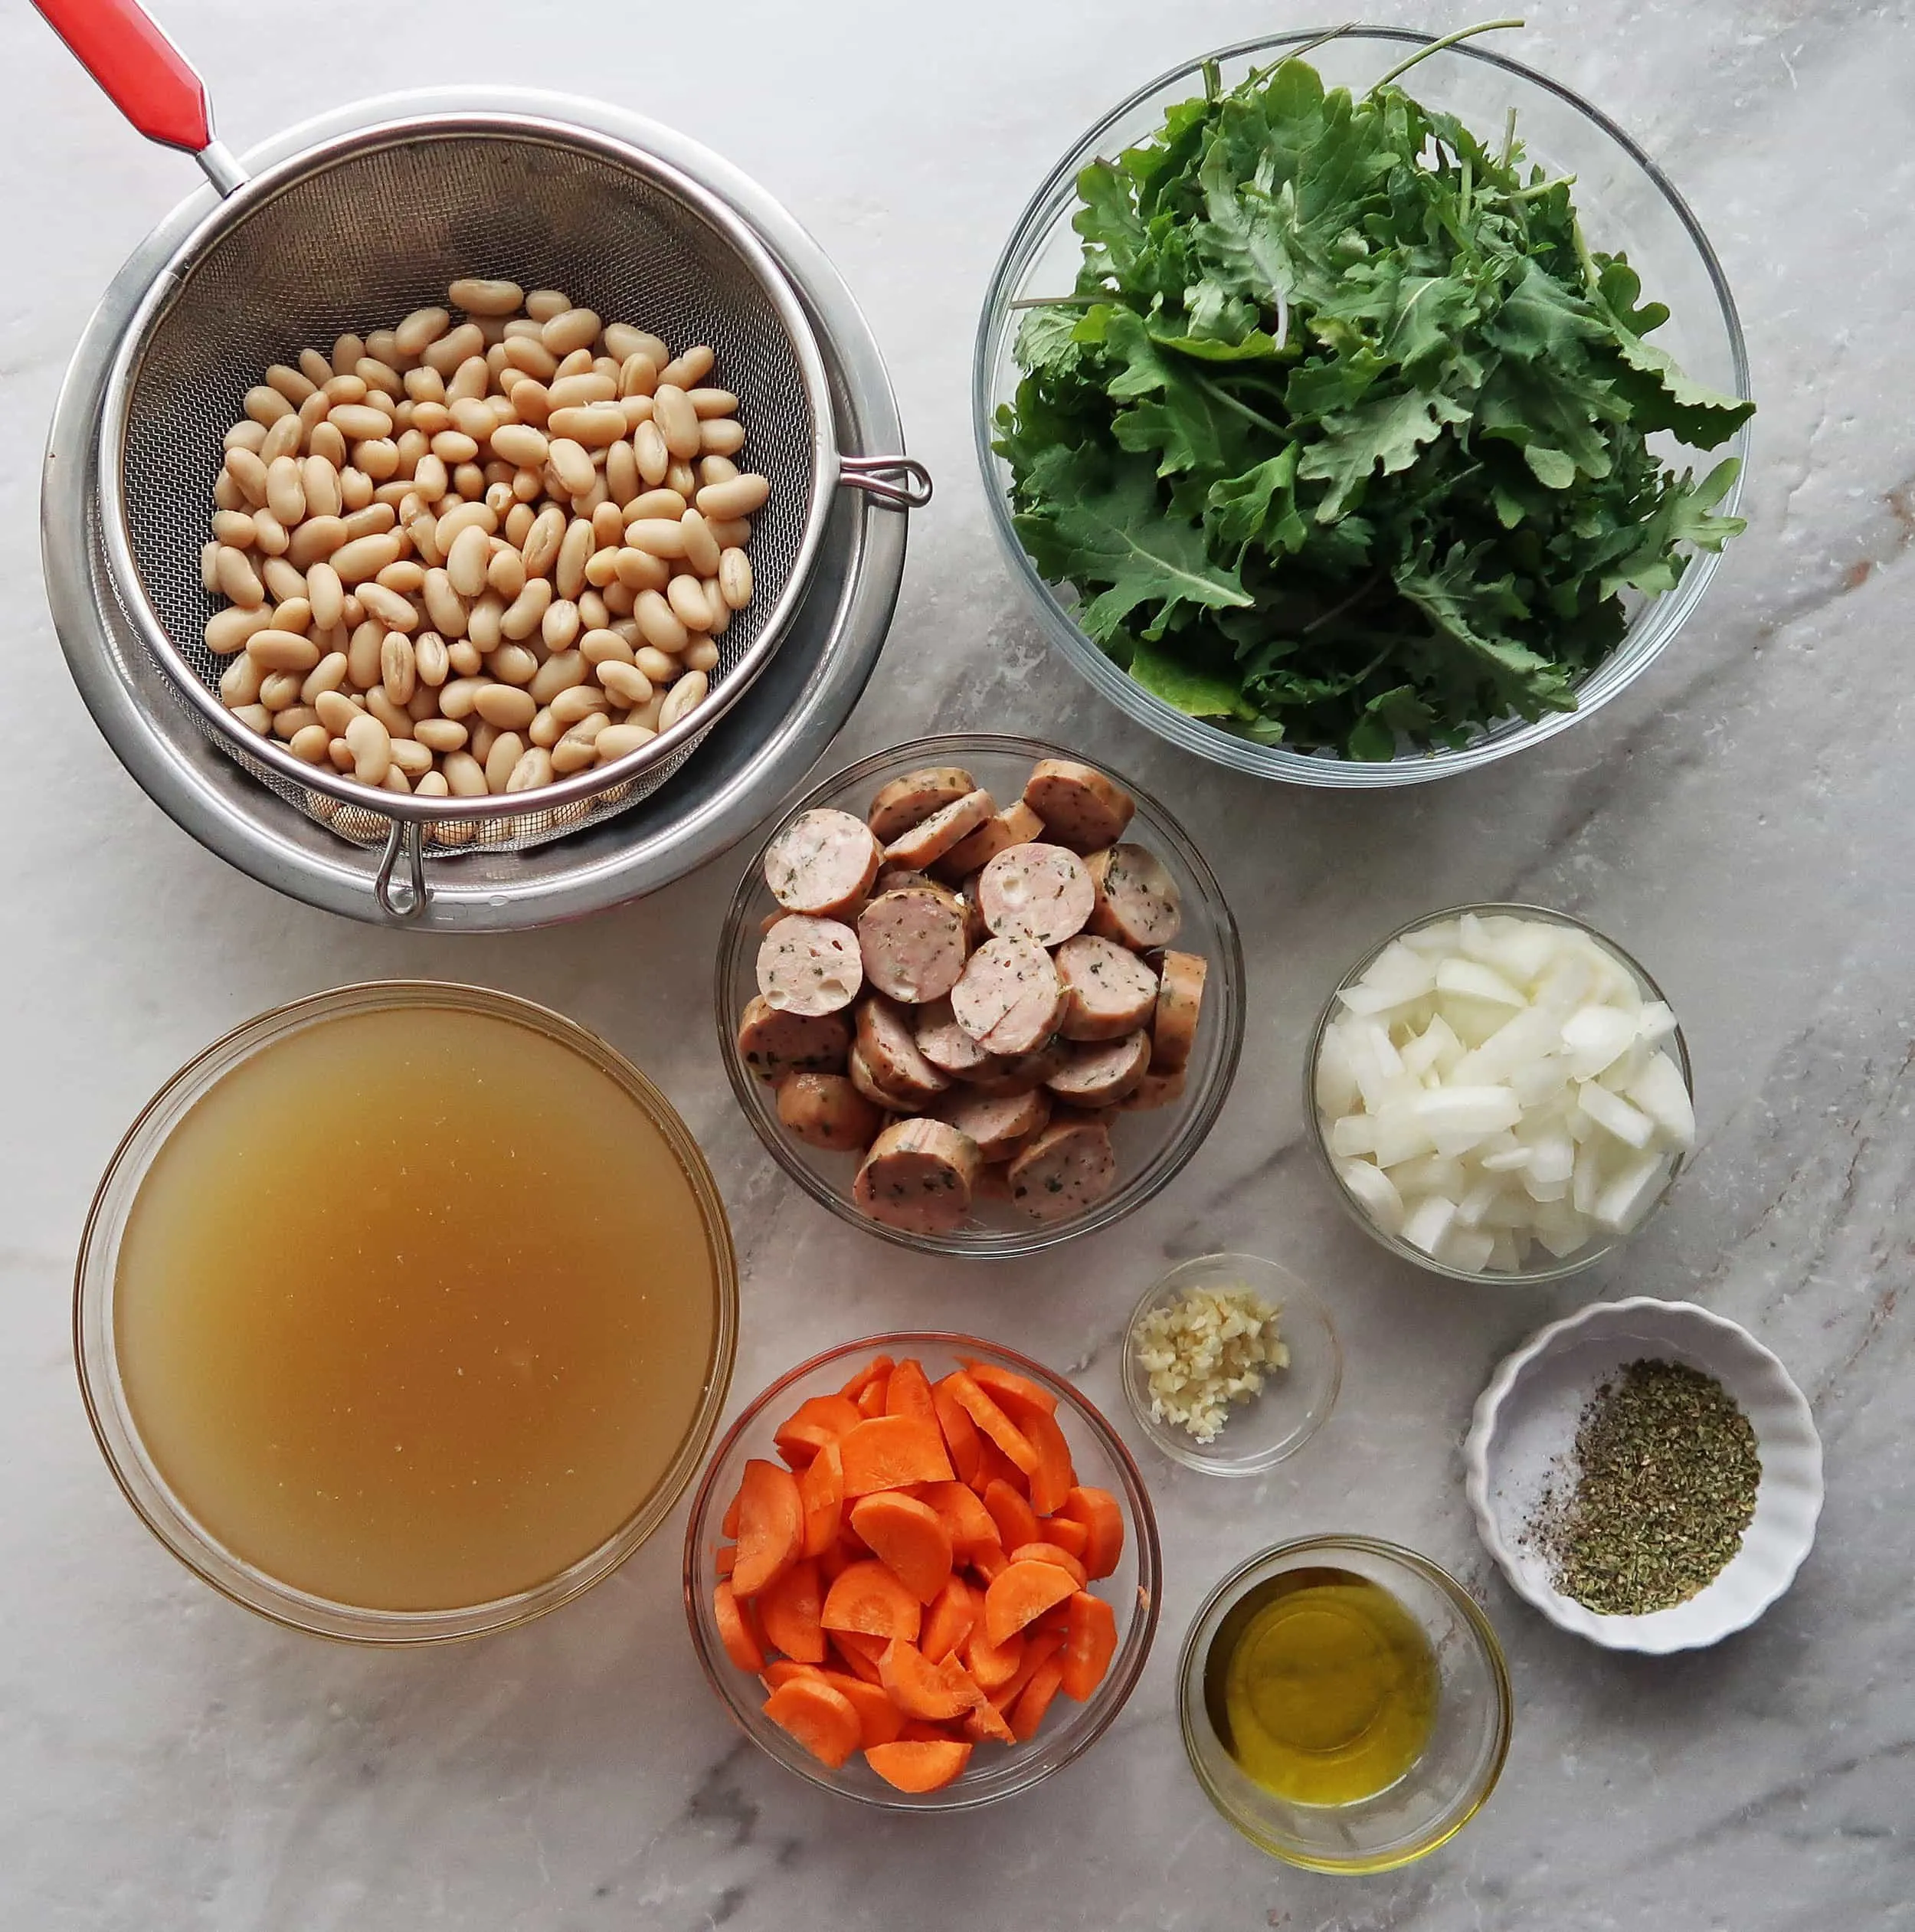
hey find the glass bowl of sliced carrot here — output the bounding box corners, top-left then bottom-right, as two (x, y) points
(683, 1331), (1162, 1809)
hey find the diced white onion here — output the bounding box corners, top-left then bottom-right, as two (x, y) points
(1317, 912), (1691, 1273)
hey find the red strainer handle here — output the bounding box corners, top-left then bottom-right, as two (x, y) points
(34, 0), (212, 156)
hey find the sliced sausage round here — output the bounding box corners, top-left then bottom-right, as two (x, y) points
(873, 865), (947, 899)
(855, 996), (951, 1104)
(1007, 1118), (1119, 1223)
(866, 765), (977, 843)
(847, 1043), (913, 1113)
(1044, 1030), (1151, 1108)
(777, 1072), (885, 1152)
(1085, 843), (1182, 951)
(950, 935), (1066, 1056)
(1121, 1066), (1187, 1111)
(932, 1085), (1052, 1163)
(757, 915), (863, 1017)
(856, 888), (970, 1005)
(914, 997), (1000, 1077)
(935, 799), (1045, 882)
(1153, 950), (1208, 1071)
(955, 873), (990, 948)
(957, 1036), (1069, 1095)
(882, 789), (996, 870)
(763, 807), (882, 917)
(736, 994), (852, 1081)
(1054, 935), (1160, 1042)
(1022, 759), (1134, 852)
(854, 1118), (982, 1233)
(977, 843), (1094, 948)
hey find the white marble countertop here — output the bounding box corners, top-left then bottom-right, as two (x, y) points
(4, 2), (1910, 1926)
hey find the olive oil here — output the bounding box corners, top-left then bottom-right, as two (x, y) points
(1204, 1567), (1438, 1805)
(113, 1001), (722, 1613)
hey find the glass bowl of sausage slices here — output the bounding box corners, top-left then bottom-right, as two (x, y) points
(715, 733), (1246, 1255)
(683, 1332), (1160, 1809)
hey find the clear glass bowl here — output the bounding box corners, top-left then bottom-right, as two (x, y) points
(683, 1332), (1161, 1810)
(74, 981), (738, 1644)
(714, 733), (1245, 1256)
(1177, 1535), (1512, 1870)
(1121, 1253), (1341, 1476)
(974, 27), (1752, 788)
(1304, 904), (1694, 1283)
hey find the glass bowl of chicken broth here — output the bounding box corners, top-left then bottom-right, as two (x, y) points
(74, 981), (738, 1642)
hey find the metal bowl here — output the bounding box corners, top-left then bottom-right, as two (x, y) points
(45, 89), (912, 928)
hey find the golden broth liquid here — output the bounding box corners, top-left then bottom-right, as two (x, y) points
(114, 1003), (721, 1612)
(1205, 1567), (1439, 1806)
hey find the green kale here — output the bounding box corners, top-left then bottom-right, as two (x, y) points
(994, 30), (1753, 758)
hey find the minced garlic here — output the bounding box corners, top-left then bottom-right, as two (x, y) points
(1136, 1283), (1288, 1444)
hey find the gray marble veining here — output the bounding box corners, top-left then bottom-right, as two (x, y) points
(1, 0), (1908, 1927)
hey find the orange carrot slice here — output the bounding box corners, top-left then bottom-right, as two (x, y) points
(1009, 1655), (1065, 1742)
(829, 1632), (886, 1685)
(897, 1718), (958, 1743)
(1057, 1485), (1125, 1580)
(820, 1557), (923, 1643)
(840, 1415), (955, 1496)
(968, 1540), (1010, 1583)
(714, 1544), (736, 1578)
(921, 1573), (977, 1663)
(962, 1695), (1017, 1745)
(920, 1480), (999, 1556)
(732, 1458), (804, 1596)
(931, 1374), (984, 1486)
(1060, 1591), (1118, 1701)
(961, 1358), (1058, 1417)
(839, 1354), (894, 1402)
(714, 1580), (766, 1672)
(761, 1659), (823, 1691)
(963, 1621), (1023, 1691)
(763, 1675), (863, 1768)
(884, 1357), (939, 1429)
(989, 1626), (1063, 1712)
(820, 1668), (905, 1747)
(849, 1491), (954, 1605)
(969, 1434), (1026, 1497)
(865, 1739), (972, 1792)
(759, 1557), (827, 1664)
(798, 1438), (844, 1560)
(1020, 1406), (1077, 1518)
(1038, 1513), (1088, 1558)
(943, 1370), (1039, 1477)
(1008, 1541), (1088, 1589)
(773, 1393), (862, 1467)
(856, 1375), (890, 1419)
(983, 1559), (1079, 1648)
(879, 1638), (985, 1721)
(982, 1476), (1039, 1556)
(817, 1538), (854, 1587)
(722, 1491), (741, 1539)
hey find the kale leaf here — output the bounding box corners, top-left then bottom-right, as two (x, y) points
(994, 40), (1754, 758)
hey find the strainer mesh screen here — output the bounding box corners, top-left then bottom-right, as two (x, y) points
(117, 126), (818, 852)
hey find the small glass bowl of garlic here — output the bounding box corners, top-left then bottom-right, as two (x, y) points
(1121, 1253), (1343, 1475)
(1307, 905), (1695, 1282)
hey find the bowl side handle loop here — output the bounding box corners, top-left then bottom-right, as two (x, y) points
(372, 817), (430, 923)
(838, 454), (932, 512)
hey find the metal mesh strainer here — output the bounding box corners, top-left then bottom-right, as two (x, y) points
(42, 0), (928, 919)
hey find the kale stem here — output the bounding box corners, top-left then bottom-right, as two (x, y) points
(1371, 18), (1526, 91)
(1303, 568), (1387, 635)
(1196, 376), (1285, 437)
(1007, 294), (1105, 310)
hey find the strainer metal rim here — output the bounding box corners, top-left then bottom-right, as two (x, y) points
(94, 102), (840, 824)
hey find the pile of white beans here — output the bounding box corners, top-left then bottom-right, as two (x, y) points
(201, 277), (767, 810)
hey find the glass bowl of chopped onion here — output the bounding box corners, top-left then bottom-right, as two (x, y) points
(1121, 1254), (1341, 1475)
(974, 26), (1751, 788)
(1306, 905), (1695, 1283)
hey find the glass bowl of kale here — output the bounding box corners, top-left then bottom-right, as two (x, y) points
(974, 25), (1753, 786)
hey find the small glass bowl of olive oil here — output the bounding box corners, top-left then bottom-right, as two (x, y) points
(1177, 1536), (1511, 1871)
